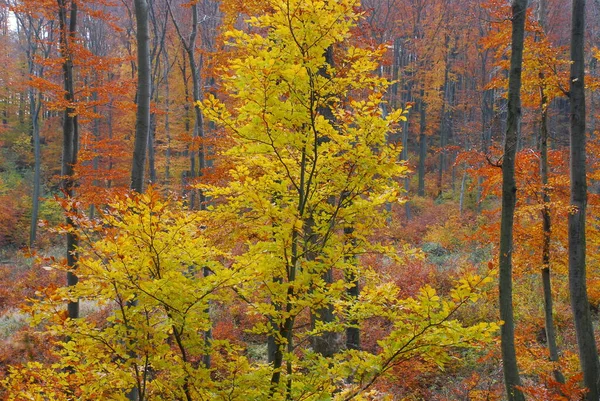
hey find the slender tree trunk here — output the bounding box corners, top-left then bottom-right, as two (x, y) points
(540, 84), (564, 384)
(131, 0), (151, 193)
(534, 0), (564, 383)
(167, 1), (212, 368)
(311, 46), (338, 358)
(29, 89), (41, 248)
(189, 7), (206, 210)
(148, 106), (157, 183)
(57, 0), (79, 321)
(89, 84), (100, 219)
(402, 118), (411, 220)
(569, 0), (600, 398)
(107, 97), (114, 189)
(127, 0), (151, 399)
(498, 1), (527, 400)
(18, 91), (24, 126)
(164, 50), (171, 184)
(168, 1), (205, 209)
(23, 16), (45, 249)
(459, 168), (467, 215)
(344, 224), (359, 351)
(437, 37), (451, 196)
(418, 94), (426, 197)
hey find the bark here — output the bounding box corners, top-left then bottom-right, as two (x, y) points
(57, 0), (79, 321)
(89, 81), (100, 219)
(536, 0), (563, 383)
(418, 94), (426, 197)
(569, 0), (600, 398)
(344, 224), (359, 351)
(498, 1), (527, 400)
(20, 15), (47, 248)
(402, 117), (411, 220)
(107, 95), (114, 189)
(29, 86), (41, 248)
(131, 0), (151, 193)
(311, 46), (339, 358)
(459, 168), (467, 215)
(167, 1), (212, 368)
(164, 49), (171, 184)
(147, 1), (169, 185)
(148, 107), (157, 183)
(128, 0), (151, 399)
(540, 84), (564, 384)
(437, 36), (451, 196)
(167, 0), (205, 209)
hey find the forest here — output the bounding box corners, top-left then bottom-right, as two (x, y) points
(0, 0), (600, 399)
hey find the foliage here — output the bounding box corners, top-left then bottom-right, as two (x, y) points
(1, 1), (501, 399)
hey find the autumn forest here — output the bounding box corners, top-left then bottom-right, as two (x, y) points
(0, 0), (599, 399)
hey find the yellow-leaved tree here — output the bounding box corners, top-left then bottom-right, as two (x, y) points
(200, 0), (498, 399)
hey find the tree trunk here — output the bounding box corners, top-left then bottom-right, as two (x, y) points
(498, 1), (527, 400)
(459, 168), (467, 215)
(29, 88), (41, 248)
(148, 107), (157, 183)
(540, 84), (564, 384)
(402, 118), (411, 220)
(569, 0), (600, 399)
(168, 1), (205, 209)
(89, 83), (100, 219)
(127, 0), (151, 399)
(167, 1), (211, 368)
(418, 95), (426, 197)
(131, 0), (151, 193)
(311, 46), (339, 358)
(164, 50), (171, 184)
(344, 224), (359, 351)
(57, 0), (79, 321)
(536, 0), (564, 383)
(437, 36), (451, 196)
(22, 15), (46, 249)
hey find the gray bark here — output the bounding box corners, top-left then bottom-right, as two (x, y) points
(418, 95), (426, 197)
(18, 15), (49, 248)
(498, 1), (527, 400)
(167, 0), (205, 209)
(569, 0), (600, 398)
(311, 46), (339, 358)
(57, 0), (79, 320)
(127, 0), (151, 399)
(536, 0), (564, 383)
(344, 224), (359, 351)
(131, 0), (151, 193)
(459, 168), (467, 215)
(540, 84), (564, 384)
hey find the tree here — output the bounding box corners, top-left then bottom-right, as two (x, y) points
(11, 8), (53, 248)
(534, 0), (565, 382)
(568, 0), (600, 398)
(498, 0), (528, 400)
(57, 0), (80, 320)
(131, 0), (151, 193)
(202, 0), (497, 397)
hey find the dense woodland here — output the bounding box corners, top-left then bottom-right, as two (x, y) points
(1, 0), (600, 399)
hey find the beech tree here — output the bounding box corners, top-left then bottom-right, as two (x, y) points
(569, 0), (600, 398)
(498, 0), (527, 400)
(202, 0), (497, 397)
(11, 7), (53, 248)
(130, 0), (151, 193)
(57, 0), (80, 320)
